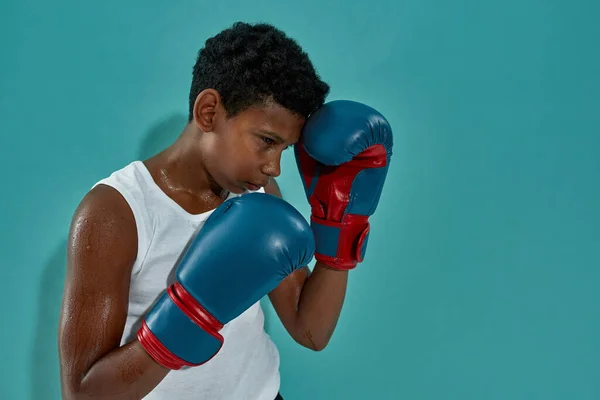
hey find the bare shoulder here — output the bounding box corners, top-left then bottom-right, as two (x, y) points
(68, 184), (138, 268)
(63, 182), (139, 307)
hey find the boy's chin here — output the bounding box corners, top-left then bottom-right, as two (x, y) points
(226, 184), (249, 195)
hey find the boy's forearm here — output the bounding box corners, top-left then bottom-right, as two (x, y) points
(295, 261), (348, 350)
(64, 340), (169, 400)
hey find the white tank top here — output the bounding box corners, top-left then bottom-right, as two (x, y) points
(92, 161), (281, 400)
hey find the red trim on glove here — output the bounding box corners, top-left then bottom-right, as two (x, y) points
(137, 320), (196, 370)
(168, 283), (224, 340)
(137, 283), (224, 370)
(348, 144), (388, 168)
(297, 143), (387, 269)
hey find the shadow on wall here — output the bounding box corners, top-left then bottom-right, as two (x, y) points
(138, 114), (189, 160)
(30, 239), (68, 400)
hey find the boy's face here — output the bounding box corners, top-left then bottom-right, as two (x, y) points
(201, 99), (305, 195)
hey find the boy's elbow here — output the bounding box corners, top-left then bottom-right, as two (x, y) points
(308, 342), (327, 352)
(294, 330), (330, 352)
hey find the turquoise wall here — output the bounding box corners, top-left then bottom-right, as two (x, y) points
(1, 0), (599, 399)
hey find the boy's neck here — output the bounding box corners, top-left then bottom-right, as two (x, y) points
(144, 124), (228, 203)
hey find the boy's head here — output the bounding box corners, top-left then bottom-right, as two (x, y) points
(188, 21), (330, 121)
(188, 22), (330, 195)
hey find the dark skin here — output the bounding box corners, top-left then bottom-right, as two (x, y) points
(58, 89), (349, 399)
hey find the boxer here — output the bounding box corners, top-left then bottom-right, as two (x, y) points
(58, 21), (392, 400)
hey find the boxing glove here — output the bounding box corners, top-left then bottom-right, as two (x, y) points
(294, 100), (393, 270)
(137, 193), (314, 369)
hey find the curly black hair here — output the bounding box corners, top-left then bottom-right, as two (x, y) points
(188, 22), (330, 121)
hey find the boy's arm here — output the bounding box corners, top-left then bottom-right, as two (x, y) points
(58, 184), (169, 399)
(265, 179), (349, 351)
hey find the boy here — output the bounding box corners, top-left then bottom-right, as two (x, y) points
(58, 21), (339, 400)
(58, 21), (392, 400)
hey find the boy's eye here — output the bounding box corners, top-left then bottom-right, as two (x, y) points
(262, 137), (276, 145)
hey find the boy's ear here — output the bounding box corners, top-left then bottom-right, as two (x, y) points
(192, 89), (224, 132)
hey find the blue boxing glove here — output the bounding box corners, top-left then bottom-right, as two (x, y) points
(137, 193), (314, 369)
(294, 100), (393, 270)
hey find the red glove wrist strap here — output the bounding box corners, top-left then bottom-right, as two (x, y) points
(311, 214), (370, 270)
(137, 283), (224, 370)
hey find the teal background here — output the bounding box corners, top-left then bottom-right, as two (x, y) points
(1, 0), (599, 399)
